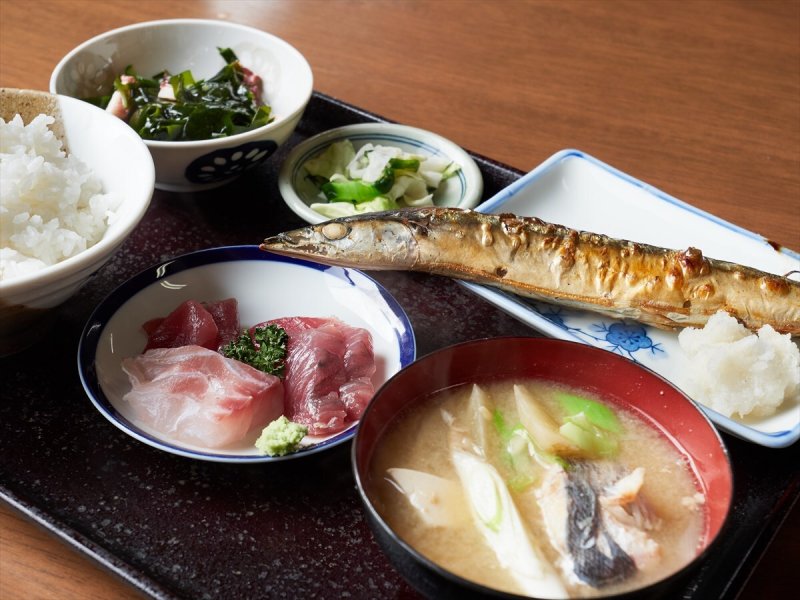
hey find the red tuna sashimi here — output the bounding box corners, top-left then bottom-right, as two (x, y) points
(202, 298), (240, 349)
(144, 300), (218, 351)
(264, 317), (376, 435)
(143, 298), (240, 351)
(338, 324), (375, 417)
(121, 345), (283, 448)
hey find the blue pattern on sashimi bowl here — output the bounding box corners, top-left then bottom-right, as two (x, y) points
(78, 246), (415, 463)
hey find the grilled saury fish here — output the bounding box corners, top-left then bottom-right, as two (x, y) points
(260, 207), (800, 335)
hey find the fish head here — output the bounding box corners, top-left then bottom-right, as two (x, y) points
(260, 209), (431, 269)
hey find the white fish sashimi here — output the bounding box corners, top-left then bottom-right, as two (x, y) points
(121, 345), (284, 448)
(451, 449), (568, 599)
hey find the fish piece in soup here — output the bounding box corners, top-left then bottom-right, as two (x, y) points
(536, 462), (661, 590)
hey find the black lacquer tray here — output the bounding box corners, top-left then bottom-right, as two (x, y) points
(1, 92), (797, 600)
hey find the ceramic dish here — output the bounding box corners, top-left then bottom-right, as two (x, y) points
(353, 337), (733, 599)
(278, 123), (483, 224)
(78, 246), (416, 462)
(51, 19), (313, 192)
(464, 149), (799, 448)
(0, 88), (154, 356)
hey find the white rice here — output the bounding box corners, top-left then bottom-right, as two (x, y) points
(0, 113), (121, 281)
(678, 311), (800, 418)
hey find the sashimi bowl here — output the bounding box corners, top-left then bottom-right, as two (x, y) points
(78, 245), (415, 463)
(278, 122), (484, 224)
(352, 337), (733, 599)
(0, 88), (154, 356)
(50, 19), (313, 192)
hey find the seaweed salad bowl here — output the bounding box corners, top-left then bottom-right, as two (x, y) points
(50, 19), (313, 192)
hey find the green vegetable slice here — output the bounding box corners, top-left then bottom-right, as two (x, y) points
(556, 391), (622, 432)
(492, 409), (566, 491)
(321, 179), (384, 203)
(554, 392), (622, 457)
(559, 418), (619, 457)
(304, 139), (461, 216)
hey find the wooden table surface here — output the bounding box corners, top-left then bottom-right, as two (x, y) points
(1, 0), (797, 598)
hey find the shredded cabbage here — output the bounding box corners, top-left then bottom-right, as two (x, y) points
(310, 196), (395, 219)
(303, 139), (460, 218)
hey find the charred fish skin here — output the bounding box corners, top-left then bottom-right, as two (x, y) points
(261, 207), (800, 334)
(536, 464), (650, 590)
(566, 468), (637, 588)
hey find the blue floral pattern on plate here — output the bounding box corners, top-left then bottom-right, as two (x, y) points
(185, 140), (277, 184)
(527, 301), (664, 361)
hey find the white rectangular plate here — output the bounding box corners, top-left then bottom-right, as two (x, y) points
(465, 149), (799, 448)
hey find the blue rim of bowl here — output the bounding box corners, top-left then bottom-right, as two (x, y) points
(77, 245), (417, 463)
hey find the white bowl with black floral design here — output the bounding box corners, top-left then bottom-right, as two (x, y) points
(50, 19), (313, 192)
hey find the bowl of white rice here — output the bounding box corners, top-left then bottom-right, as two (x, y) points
(0, 88), (154, 355)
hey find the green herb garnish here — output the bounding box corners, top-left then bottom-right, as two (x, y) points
(222, 324), (288, 377)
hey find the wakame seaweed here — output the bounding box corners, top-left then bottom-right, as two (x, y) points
(85, 48), (273, 141)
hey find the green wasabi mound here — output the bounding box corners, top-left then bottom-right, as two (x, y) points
(255, 416), (308, 456)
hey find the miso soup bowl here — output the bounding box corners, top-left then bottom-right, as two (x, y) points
(352, 337), (734, 599)
(50, 19), (313, 192)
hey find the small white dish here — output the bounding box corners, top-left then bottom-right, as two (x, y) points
(51, 19), (313, 192)
(466, 149), (800, 448)
(78, 246), (416, 462)
(278, 123), (483, 224)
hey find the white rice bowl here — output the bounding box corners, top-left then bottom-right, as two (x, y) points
(0, 113), (121, 280)
(0, 88), (153, 355)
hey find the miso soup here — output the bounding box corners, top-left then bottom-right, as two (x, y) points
(368, 379), (706, 598)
